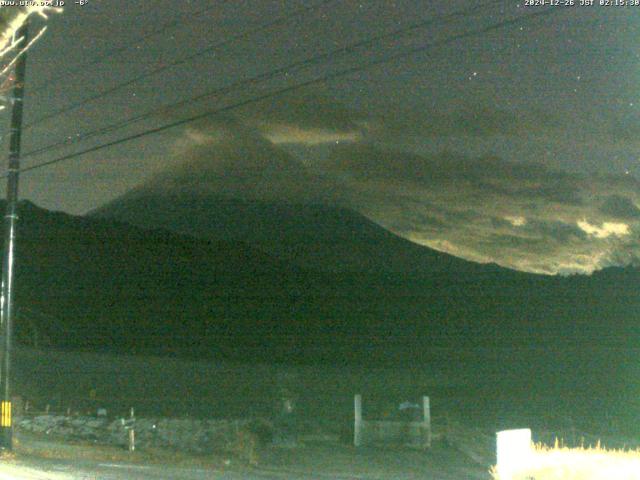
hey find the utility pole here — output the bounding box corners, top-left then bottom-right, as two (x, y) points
(0, 22), (29, 451)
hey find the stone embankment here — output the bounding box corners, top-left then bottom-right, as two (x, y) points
(15, 414), (263, 454)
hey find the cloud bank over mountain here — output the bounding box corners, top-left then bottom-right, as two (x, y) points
(158, 117), (341, 205)
(155, 96), (640, 275)
(318, 144), (640, 274)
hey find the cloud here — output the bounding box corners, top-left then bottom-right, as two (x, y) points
(505, 216), (527, 227)
(577, 220), (630, 239)
(150, 101), (640, 275)
(150, 116), (341, 204)
(368, 105), (566, 140)
(234, 91), (365, 146)
(599, 195), (640, 219)
(242, 97), (572, 148)
(259, 123), (361, 146)
(241, 91), (640, 157)
(310, 143), (640, 274)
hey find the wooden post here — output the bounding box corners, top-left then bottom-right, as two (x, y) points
(128, 428), (135, 452)
(354, 394), (362, 447)
(128, 407), (135, 452)
(422, 395), (431, 448)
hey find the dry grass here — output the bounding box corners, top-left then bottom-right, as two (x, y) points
(492, 440), (640, 480)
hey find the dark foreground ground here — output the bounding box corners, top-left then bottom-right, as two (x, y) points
(8, 428), (490, 479)
(12, 345), (640, 437)
(6, 345), (640, 479)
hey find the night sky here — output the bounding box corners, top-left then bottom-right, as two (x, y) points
(6, 0), (640, 274)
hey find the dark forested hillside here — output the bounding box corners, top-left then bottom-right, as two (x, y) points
(1, 200), (634, 385)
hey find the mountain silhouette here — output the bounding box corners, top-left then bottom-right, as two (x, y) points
(91, 121), (502, 275)
(94, 190), (502, 275)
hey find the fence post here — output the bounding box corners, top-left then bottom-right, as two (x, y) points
(422, 395), (431, 449)
(354, 394), (362, 447)
(128, 407), (136, 452)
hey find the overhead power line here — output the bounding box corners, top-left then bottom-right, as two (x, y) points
(29, 2), (222, 92)
(25, 0), (336, 129)
(22, 0), (504, 160)
(12, 6), (566, 178)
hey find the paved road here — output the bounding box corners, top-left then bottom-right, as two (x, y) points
(0, 457), (385, 480)
(5, 433), (491, 479)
